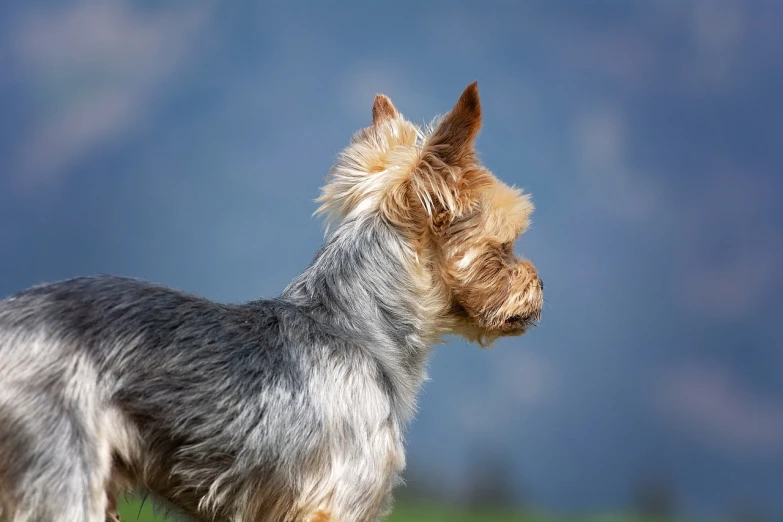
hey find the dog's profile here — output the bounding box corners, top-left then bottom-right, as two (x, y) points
(0, 82), (542, 522)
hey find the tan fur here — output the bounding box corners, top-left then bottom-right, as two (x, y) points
(317, 82), (543, 347)
(309, 510), (332, 522)
(372, 94), (399, 125)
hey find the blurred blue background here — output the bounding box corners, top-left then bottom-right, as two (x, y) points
(1, 1), (781, 520)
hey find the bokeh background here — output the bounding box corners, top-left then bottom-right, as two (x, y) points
(1, 1), (782, 521)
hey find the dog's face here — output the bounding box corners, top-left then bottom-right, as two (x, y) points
(318, 82), (542, 343)
(437, 176), (542, 340)
(413, 84), (543, 342)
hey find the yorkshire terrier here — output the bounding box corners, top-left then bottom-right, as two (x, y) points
(0, 82), (542, 522)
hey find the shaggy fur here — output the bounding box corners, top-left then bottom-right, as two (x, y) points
(0, 82), (542, 522)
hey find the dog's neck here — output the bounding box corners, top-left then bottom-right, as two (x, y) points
(280, 216), (437, 421)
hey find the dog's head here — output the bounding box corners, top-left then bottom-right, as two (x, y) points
(318, 82), (543, 344)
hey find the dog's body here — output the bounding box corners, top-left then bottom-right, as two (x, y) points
(0, 83), (543, 521)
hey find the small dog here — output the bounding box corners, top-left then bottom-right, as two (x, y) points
(0, 82), (542, 522)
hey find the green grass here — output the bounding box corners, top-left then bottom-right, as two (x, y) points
(117, 497), (683, 522)
(118, 497), (164, 522)
(117, 497), (529, 521)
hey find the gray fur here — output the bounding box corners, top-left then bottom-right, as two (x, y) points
(0, 215), (426, 522)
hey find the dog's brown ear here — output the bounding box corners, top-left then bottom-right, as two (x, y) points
(372, 94), (399, 125)
(426, 82), (482, 165)
(409, 83), (485, 231)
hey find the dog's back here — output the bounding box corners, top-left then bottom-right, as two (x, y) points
(0, 276), (319, 520)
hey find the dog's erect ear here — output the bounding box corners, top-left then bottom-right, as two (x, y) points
(409, 83), (485, 230)
(372, 94), (400, 125)
(426, 82), (482, 165)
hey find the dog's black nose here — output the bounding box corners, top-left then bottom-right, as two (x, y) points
(538, 278), (544, 290)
